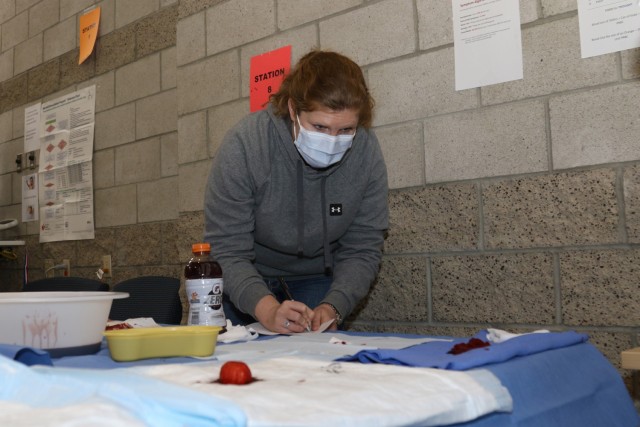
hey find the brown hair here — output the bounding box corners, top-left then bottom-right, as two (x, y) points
(270, 50), (374, 128)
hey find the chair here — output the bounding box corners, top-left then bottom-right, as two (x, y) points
(108, 276), (182, 324)
(23, 276), (110, 292)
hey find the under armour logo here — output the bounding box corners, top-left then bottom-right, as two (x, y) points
(329, 204), (342, 216)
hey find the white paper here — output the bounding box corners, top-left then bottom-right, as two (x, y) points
(37, 86), (96, 243)
(38, 162), (95, 242)
(246, 319), (335, 336)
(21, 174), (38, 223)
(452, 0), (523, 90)
(23, 103), (41, 153)
(578, 0), (640, 58)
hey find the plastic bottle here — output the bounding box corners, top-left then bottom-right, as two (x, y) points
(184, 243), (226, 327)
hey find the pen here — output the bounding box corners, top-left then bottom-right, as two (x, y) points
(278, 277), (311, 332)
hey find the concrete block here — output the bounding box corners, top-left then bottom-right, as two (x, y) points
(239, 25), (317, 98)
(425, 100), (547, 182)
(60, 49), (95, 89)
(96, 0), (115, 37)
(113, 222), (164, 266)
(136, 88), (177, 139)
(14, 35), (43, 75)
(29, 0), (58, 38)
(385, 183), (479, 253)
(115, 53), (161, 105)
(95, 25), (135, 75)
(432, 253), (555, 323)
(550, 83), (640, 169)
(178, 159), (211, 212)
(161, 46), (176, 89)
(0, 2), (15, 24)
(76, 227), (116, 267)
(205, 0), (274, 56)
(12, 105), (24, 139)
(138, 176), (179, 222)
(176, 11), (205, 66)
(93, 148), (114, 189)
(0, 110), (11, 144)
(0, 75), (27, 114)
(277, 0), (361, 30)
(178, 0), (222, 19)
(482, 16), (618, 105)
(177, 50), (238, 114)
(0, 50), (13, 82)
(135, 4), (177, 57)
(114, 0), (158, 29)
(78, 71), (114, 113)
(541, 0), (576, 17)
(44, 16), (76, 62)
(561, 249), (640, 326)
(621, 48), (640, 80)
(2, 11), (27, 52)
(0, 171), (10, 206)
(369, 49), (477, 127)
(60, 0), (94, 20)
(95, 103), (136, 150)
(178, 110), (207, 164)
(356, 256), (428, 322)
(483, 169), (619, 249)
(161, 131), (178, 177)
(207, 99), (249, 157)
(375, 121), (424, 189)
(95, 184), (137, 227)
(27, 59), (60, 102)
(320, 0), (415, 66)
(624, 164), (640, 243)
(114, 136), (161, 185)
(417, 0), (452, 50)
(16, 0), (38, 15)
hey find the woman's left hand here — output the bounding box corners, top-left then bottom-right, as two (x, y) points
(311, 304), (339, 331)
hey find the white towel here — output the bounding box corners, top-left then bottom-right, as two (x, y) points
(139, 356), (513, 427)
(487, 328), (550, 344)
(217, 320), (259, 344)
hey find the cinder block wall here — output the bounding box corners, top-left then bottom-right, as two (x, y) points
(0, 0), (639, 376)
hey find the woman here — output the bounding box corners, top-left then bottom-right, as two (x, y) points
(204, 50), (388, 333)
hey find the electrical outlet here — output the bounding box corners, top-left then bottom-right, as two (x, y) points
(44, 259), (54, 278)
(101, 255), (112, 278)
(62, 259), (70, 277)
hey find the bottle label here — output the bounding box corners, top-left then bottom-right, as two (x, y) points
(185, 278), (226, 327)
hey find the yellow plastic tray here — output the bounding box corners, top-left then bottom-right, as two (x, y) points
(104, 325), (221, 362)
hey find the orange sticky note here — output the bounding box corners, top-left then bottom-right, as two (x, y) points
(249, 45), (291, 112)
(79, 7), (100, 65)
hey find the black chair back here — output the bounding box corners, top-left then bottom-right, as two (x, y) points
(23, 276), (109, 292)
(109, 276), (182, 324)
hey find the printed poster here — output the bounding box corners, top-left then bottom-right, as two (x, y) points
(36, 85), (96, 243)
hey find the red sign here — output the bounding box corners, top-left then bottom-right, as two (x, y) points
(249, 45), (291, 112)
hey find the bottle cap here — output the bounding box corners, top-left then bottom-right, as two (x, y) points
(192, 242), (211, 253)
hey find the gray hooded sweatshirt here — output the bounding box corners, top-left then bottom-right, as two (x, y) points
(204, 105), (389, 320)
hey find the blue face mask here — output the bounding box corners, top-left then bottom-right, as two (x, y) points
(293, 115), (355, 169)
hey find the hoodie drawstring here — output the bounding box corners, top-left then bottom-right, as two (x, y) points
(296, 160), (304, 258)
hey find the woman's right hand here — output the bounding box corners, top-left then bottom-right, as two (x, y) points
(254, 295), (314, 333)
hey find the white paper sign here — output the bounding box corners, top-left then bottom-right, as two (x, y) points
(452, 0), (523, 91)
(578, 0), (640, 58)
(23, 103), (41, 153)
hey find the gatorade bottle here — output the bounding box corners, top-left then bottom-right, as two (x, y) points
(184, 243), (226, 327)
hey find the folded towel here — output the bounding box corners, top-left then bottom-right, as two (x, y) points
(336, 330), (588, 370)
(0, 354), (246, 427)
(486, 328), (550, 343)
(0, 344), (53, 366)
(218, 320), (259, 343)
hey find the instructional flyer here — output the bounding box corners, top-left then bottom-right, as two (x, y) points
(35, 85), (96, 243)
(452, 0), (523, 90)
(578, 0), (640, 58)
